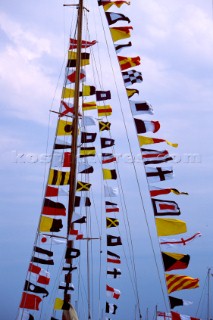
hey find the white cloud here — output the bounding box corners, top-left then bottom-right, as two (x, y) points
(0, 11), (63, 125)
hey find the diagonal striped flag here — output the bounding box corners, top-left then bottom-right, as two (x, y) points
(165, 274), (199, 294)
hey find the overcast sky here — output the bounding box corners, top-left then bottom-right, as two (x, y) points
(0, 0), (213, 319)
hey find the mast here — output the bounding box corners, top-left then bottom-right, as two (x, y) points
(63, 0), (84, 318)
(207, 267), (211, 320)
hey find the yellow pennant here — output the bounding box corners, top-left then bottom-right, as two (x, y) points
(155, 218), (187, 236)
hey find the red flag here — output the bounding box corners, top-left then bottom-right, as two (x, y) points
(106, 284), (121, 299)
(28, 263), (50, 285)
(19, 292), (42, 310)
(171, 311), (201, 320)
(67, 69), (86, 83)
(69, 38), (97, 49)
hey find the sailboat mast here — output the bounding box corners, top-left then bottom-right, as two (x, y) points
(207, 267), (211, 320)
(63, 0), (84, 312)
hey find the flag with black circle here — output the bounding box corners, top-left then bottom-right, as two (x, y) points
(24, 280), (49, 298)
(122, 69), (143, 87)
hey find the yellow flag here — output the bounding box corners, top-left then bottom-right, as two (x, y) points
(101, 0), (130, 11)
(155, 218), (187, 236)
(68, 51), (90, 66)
(48, 169), (70, 185)
(62, 87), (75, 99)
(54, 298), (69, 310)
(165, 274), (199, 293)
(80, 147), (96, 157)
(57, 119), (73, 136)
(103, 169), (117, 180)
(138, 136), (178, 148)
(97, 105), (112, 117)
(110, 26), (133, 42)
(39, 216), (53, 232)
(82, 101), (97, 111)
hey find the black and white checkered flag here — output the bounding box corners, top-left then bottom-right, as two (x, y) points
(122, 69), (143, 87)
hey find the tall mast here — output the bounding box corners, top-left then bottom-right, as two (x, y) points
(207, 267), (211, 320)
(63, 0), (84, 318)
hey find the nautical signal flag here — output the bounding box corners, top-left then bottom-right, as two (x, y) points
(126, 88), (139, 98)
(130, 100), (154, 115)
(81, 115), (96, 126)
(110, 26), (133, 42)
(107, 235), (122, 246)
(106, 284), (121, 299)
(102, 153), (116, 164)
(39, 216), (63, 233)
(68, 229), (83, 240)
(76, 181), (91, 191)
(28, 263), (50, 285)
(162, 252), (190, 271)
(42, 198), (66, 216)
(152, 199), (181, 216)
(138, 136), (178, 148)
(142, 148), (173, 165)
(69, 38), (97, 49)
(48, 169), (70, 186)
(107, 267), (121, 278)
(118, 55), (140, 71)
(104, 185), (118, 197)
(105, 11), (131, 25)
(54, 138), (72, 150)
(62, 86), (95, 99)
(105, 201), (119, 212)
(57, 120), (73, 136)
(80, 147), (96, 157)
(81, 132), (97, 143)
(67, 51), (90, 67)
(98, 0), (131, 11)
(65, 247), (81, 259)
(159, 232), (202, 247)
(149, 186), (189, 197)
(32, 246), (54, 265)
(101, 137), (115, 148)
(38, 234), (65, 245)
(122, 69), (143, 87)
(74, 196), (91, 207)
(59, 101), (74, 117)
(115, 41), (132, 53)
(106, 217), (119, 228)
(157, 312), (172, 319)
(134, 119), (160, 134)
(105, 302), (117, 314)
(97, 105), (112, 117)
(155, 218), (187, 236)
(96, 90), (111, 101)
(19, 292), (42, 310)
(171, 311), (200, 320)
(17, 310), (34, 320)
(58, 282), (75, 293)
(24, 280), (49, 298)
(169, 296), (193, 309)
(103, 168), (117, 180)
(66, 69), (86, 84)
(54, 298), (70, 310)
(99, 121), (111, 131)
(145, 166), (174, 183)
(82, 101), (97, 111)
(165, 274), (199, 294)
(107, 250), (121, 264)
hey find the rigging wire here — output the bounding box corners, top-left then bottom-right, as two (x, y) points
(96, 2), (169, 314)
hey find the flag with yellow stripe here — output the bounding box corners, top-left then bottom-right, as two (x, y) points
(98, 0), (130, 11)
(99, 121), (111, 131)
(106, 217), (119, 228)
(82, 101), (97, 111)
(80, 147), (96, 157)
(97, 105), (112, 117)
(48, 169), (70, 185)
(165, 274), (199, 294)
(67, 51), (90, 67)
(138, 136), (178, 148)
(76, 181), (91, 191)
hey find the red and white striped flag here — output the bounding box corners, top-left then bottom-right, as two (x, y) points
(69, 38), (97, 49)
(105, 201), (119, 212)
(171, 311), (201, 320)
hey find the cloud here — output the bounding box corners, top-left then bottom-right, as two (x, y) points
(0, 11), (63, 125)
